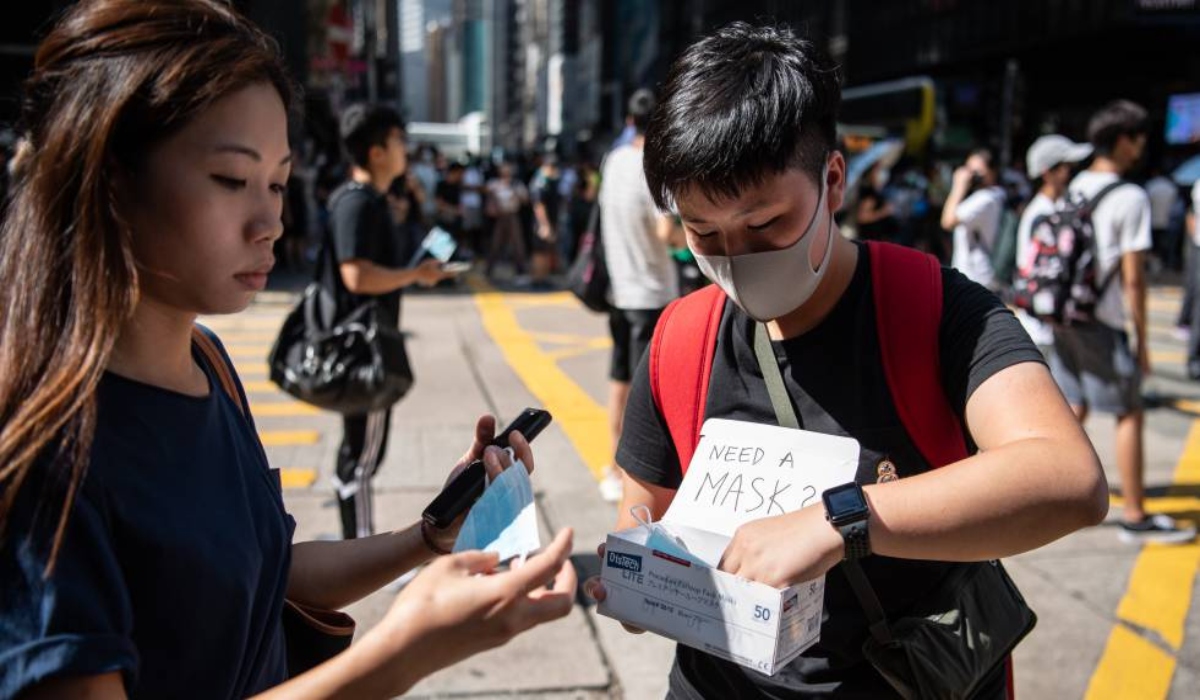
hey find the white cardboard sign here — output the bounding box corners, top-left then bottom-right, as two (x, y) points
(665, 418), (861, 537)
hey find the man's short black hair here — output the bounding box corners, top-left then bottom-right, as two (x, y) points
(644, 22), (841, 210)
(339, 103), (405, 169)
(1087, 100), (1148, 156)
(627, 88), (656, 133)
(968, 147), (997, 175)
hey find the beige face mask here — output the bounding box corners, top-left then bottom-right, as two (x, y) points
(690, 164), (835, 322)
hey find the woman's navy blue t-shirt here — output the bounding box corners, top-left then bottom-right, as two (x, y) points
(1, 330), (294, 698)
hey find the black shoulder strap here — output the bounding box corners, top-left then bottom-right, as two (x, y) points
(1081, 179), (1128, 215)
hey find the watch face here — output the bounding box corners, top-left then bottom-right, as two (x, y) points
(823, 483), (869, 524)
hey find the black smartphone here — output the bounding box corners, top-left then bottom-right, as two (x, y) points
(421, 408), (553, 529)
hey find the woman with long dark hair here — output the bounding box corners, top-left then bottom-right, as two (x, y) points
(0, 2), (575, 698)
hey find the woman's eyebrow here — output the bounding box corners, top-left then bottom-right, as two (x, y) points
(211, 143), (292, 166)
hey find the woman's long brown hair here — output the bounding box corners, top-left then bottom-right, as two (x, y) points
(0, 0), (295, 572)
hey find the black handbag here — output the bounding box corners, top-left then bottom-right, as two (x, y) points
(565, 202), (611, 312)
(849, 559), (1036, 700)
(268, 191), (414, 415)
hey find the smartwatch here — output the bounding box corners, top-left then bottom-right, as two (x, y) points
(822, 482), (871, 561)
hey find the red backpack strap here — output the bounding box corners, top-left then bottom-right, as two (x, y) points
(649, 284), (726, 475)
(867, 241), (969, 468)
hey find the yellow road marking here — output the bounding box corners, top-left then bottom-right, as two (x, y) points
(506, 292), (578, 309)
(1086, 625), (1177, 700)
(473, 290), (609, 480)
(232, 365), (270, 378)
(1150, 350), (1185, 364)
(208, 331), (280, 343)
(529, 331), (611, 345)
(1111, 494), (1200, 514)
(259, 430), (320, 446)
(279, 468), (318, 488)
(250, 402), (321, 417)
(546, 344), (613, 362)
(1086, 421), (1200, 698)
(242, 380), (278, 393)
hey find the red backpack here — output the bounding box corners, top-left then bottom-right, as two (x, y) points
(648, 241), (969, 474)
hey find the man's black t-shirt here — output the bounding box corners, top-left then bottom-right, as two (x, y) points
(616, 242), (1043, 698)
(326, 182), (416, 326)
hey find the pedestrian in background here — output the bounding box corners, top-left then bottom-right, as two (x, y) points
(1015, 135), (1094, 354)
(941, 148), (1007, 290)
(485, 161), (530, 281)
(1053, 100), (1194, 543)
(597, 88), (680, 502)
(327, 104), (455, 539)
(0, 1), (576, 698)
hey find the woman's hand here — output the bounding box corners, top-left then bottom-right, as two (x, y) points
(372, 528), (577, 693)
(717, 505), (844, 588)
(425, 414), (537, 553)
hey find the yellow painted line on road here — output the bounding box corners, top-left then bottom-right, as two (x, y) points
(1111, 494), (1200, 514)
(1086, 421), (1200, 699)
(210, 331), (280, 343)
(530, 331), (611, 345)
(250, 402), (321, 417)
(473, 288), (609, 481)
(232, 365), (270, 378)
(279, 468), (318, 488)
(1151, 350), (1185, 364)
(546, 345), (613, 362)
(1087, 625), (1177, 700)
(259, 430), (320, 446)
(506, 293), (578, 309)
(243, 380), (278, 394)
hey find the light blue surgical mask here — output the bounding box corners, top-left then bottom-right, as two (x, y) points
(631, 505), (704, 566)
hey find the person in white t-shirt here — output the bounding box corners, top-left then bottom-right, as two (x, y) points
(1054, 100), (1194, 544)
(941, 148), (1007, 289)
(598, 89), (680, 502)
(1016, 135), (1094, 351)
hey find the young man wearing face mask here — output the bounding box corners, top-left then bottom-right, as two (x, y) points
(588, 23), (1108, 699)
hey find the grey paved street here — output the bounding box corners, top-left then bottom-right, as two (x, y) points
(202, 276), (1200, 700)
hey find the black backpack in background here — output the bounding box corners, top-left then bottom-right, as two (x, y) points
(1011, 181), (1127, 325)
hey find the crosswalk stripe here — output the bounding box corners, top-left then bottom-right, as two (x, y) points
(242, 380), (277, 393)
(250, 402), (321, 417)
(279, 468), (318, 488)
(259, 430), (319, 446)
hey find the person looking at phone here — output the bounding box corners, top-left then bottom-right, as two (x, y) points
(326, 103), (459, 539)
(0, 2), (575, 697)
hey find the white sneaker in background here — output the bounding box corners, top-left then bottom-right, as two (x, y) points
(599, 466), (624, 503)
(1118, 514), (1197, 545)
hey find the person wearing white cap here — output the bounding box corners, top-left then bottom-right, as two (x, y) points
(1013, 135), (1094, 352)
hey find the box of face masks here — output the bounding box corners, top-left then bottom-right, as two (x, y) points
(597, 419), (860, 676)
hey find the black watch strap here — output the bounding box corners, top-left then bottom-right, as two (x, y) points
(838, 520), (871, 560)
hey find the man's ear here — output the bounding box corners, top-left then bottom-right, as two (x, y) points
(826, 151), (847, 214)
(366, 142), (386, 170)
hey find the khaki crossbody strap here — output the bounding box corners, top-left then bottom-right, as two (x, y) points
(191, 326), (246, 417)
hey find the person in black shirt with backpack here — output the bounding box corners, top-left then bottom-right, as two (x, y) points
(327, 104), (455, 539)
